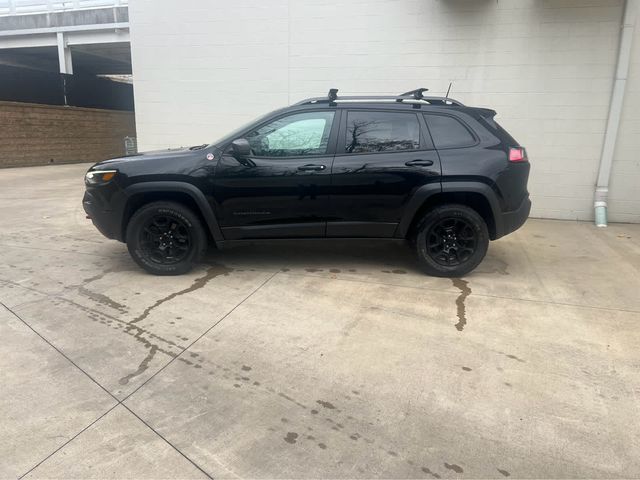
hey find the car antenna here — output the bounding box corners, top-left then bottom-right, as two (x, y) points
(445, 82), (453, 99)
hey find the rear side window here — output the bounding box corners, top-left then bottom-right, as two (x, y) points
(424, 114), (475, 149)
(345, 111), (420, 153)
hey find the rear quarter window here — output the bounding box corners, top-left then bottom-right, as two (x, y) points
(423, 114), (476, 149)
(479, 116), (518, 146)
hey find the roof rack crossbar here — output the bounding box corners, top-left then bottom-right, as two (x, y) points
(293, 88), (464, 107)
(400, 88), (429, 100)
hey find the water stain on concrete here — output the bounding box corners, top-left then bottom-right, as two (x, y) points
(452, 278), (471, 331)
(506, 354), (525, 363)
(241, 365), (252, 371)
(129, 263), (232, 326)
(462, 366), (472, 371)
(477, 257), (510, 275)
(55, 297), (181, 366)
(422, 467), (441, 478)
(317, 442), (327, 449)
(278, 392), (308, 409)
(78, 285), (128, 313)
(342, 318), (361, 337)
(316, 400), (336, 409)
(78, 267), (130, 314)
(284, 432), (298, 444)
(444, 463), (464, 473)
(119, 345), (158, 385)
(497, 468), (511, 477)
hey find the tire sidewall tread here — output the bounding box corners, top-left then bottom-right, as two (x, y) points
(126, 201), (207, 276)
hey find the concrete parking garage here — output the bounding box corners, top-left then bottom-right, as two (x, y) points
(1, 163), (639, 479)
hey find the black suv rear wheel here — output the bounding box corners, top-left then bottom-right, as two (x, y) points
(415, 204), (488, 277)
(125, 201), (207, 275)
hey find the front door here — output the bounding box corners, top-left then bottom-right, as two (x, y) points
(328, 109), (441, 237)
(214, 110), (337, 240)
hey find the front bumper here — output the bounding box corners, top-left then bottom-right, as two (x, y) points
(83, 187), (127, 241)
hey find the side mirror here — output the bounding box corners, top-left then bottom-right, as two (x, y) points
(231, 138), (251, 159)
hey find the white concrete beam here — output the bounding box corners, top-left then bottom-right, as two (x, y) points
(65, 29), (129, 46)
(0, 23), (129, 37)
(0, 34), (57, 48)
(0, 29), (129, 49)
(56, 32), (73, 74)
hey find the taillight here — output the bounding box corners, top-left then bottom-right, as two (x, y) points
(509, 147), (527, 162)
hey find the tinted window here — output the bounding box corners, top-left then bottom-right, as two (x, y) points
(247, 111), (335, 157)
(424, 114), (475, 149)
(345, 111), (420, 154)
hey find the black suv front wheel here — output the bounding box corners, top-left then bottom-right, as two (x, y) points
(415, 204), (489, 277)
(126, 201), (207, 275)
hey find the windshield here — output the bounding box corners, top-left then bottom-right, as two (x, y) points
(212, 109), (283, 147)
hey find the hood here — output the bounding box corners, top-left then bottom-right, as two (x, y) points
(93, 144), (211, 169)
(87, 144), (222, 183)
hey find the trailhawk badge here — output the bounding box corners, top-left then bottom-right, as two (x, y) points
(206, 153), (215, 161)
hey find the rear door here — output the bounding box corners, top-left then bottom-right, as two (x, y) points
(214, 110), (338, 240)
(328, 109), (441, 237)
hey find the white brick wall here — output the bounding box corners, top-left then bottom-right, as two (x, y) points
(128, 0), (639, 223)
(608, 14), (640, 224)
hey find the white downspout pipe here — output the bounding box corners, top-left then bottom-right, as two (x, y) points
(594, 0), (638, 227)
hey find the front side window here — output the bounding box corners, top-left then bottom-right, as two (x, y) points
(246, 111), (335, 157)
(345, 111), (420, 154)
(424, 114), (476, 149)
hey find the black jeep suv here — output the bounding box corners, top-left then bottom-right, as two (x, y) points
(83, 88), (530, 277)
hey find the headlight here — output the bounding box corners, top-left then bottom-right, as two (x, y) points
(85, 170), (117, 186)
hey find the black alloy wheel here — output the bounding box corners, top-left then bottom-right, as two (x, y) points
(426, 217), (478, 267)
(414, 204), (489, 277)
(140, 214), (192, 265)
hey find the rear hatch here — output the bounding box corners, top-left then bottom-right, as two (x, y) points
(473, 108), (530, 212)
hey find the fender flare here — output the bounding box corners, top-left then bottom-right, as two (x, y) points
(396, 183), (441, 238)
(442, 181), (504, 238)
(396, 181), (504, 239)
(124, 181), (224, 244)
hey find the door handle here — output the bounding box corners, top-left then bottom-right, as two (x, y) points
(298, 164), (326, 171)
(405, 159), (434, 167)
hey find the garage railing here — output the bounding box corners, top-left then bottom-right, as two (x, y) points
(0, 0), (127, 15)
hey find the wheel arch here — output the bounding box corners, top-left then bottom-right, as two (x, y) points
(122, 182), (223, 245)
(397, 182), (504, 241)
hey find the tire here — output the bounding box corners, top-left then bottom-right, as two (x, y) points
(125, 201), (207, 275)
(414, 204), (489, 277)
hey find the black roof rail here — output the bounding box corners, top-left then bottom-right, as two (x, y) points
(293, 88), (464, 107)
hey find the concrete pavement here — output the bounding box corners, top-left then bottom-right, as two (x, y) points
(1, 163), (639, 479)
